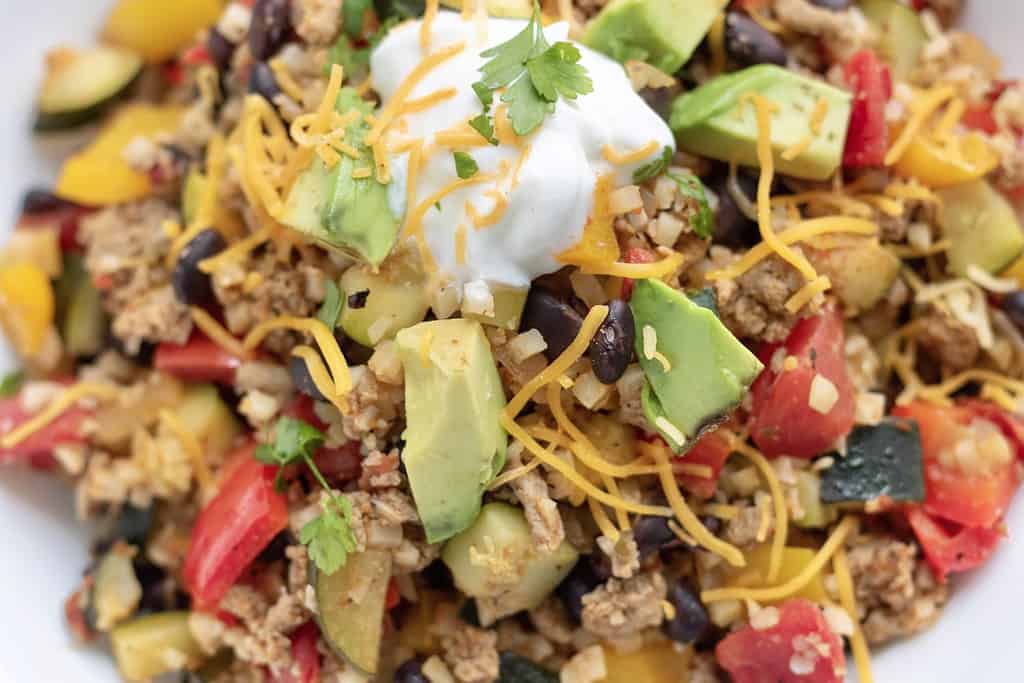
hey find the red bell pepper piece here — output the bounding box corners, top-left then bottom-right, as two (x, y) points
(842, 50), (893, 168)
(183, 444), (289, 608)
(906, 508), (1004, 582)
(749, 308), (855, 459)
(674, 430), (732, 499)
(271, 622), (321, 683)
(717, 598), (846, 683)
(0, 383), (89, 466)
(620, 246), (656, 300)
(154, 333), (245, 384)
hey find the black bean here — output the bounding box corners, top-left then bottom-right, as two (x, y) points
(248, 61), (281, 102)
(557, 558), (603, 623)
(173, 228), (225, 308)
(395, 659), (429, 683)
(521, 288), (584, 361)
(207, 28), (236, 73)
(249, 0), (292, 60)
(662, 581), (711, 645)
(589, 299), (635, 384)
(1002, 290), (1024, 333)
(348, 289), (370, 309)
(725, 12), (788, 67)
(706, 173), (760, 248)
(289, 355), (327, 401)
(458, 599), (481, 627)
(21, 188), (76, 215)
(421, 559), (455, 591)
(256, 531), (290, 563)
(810, 0), (852, 9)
(111, 505), (154, 547)
(633, 515), (677, 558)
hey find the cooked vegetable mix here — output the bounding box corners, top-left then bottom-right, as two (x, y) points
(3, 1), (1024, 682)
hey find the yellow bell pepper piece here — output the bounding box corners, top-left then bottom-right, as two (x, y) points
(727, 544), (829, 604)
(893, 131), (999, 189)
(56, 104), (185, 206)
(558, 174), (621, 268)
(1003, 253), (1024, 286)
(104, 0), (224, 63)
(0, 262), (55, 357)
(599, 642), (693, 683)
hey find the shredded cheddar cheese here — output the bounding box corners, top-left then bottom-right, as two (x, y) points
(580, 250), (685, 279)
(189, 307), (249, 358)
(0, 383), (120, 449)
(243, 316), (353, 397)
(835, 546), (874, 683)
(601, 140), (660, 165)
(731, 439), (789, 584)
(160, 409), (211, 494)
(291, 345), (350, 415)
(708, 11), (727, 75)
(781, 97), (830, 161)
(198, 226), (274, 274)
(269, 58), (306, 103)
(785, 274), (832, 313)
(885, 85), (957, 165)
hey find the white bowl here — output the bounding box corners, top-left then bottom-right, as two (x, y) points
(1, 2), (1023, 681)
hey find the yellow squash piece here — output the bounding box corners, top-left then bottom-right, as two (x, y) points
(104, 0), (224, 63)
(892, 131), (999, 188)
(558, 175), (621, 268)
(726, 544), (829, 604)
(56, 104), (185, 205)
(0, 262), (55, 357)
(599, 642), (693, 683)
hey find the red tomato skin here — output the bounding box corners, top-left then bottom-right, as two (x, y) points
(906, 508), (1004, 582)
(749, 310), (855, 459)
(0, 387), (89, 464)
(183, 449), (289, 608)
(958, 399), (1024, 461)
(620, 247), (656, 300)
(716, 599), (846, 683)
(271, 622), (321, 683)
(154, 333), (244, 384)
(842, 50), (893, 168)
(674, 430), (732, 499)
(893, 402), (1019, 529)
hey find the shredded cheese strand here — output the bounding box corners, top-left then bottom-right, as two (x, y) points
(701, 515), (858, 603)
(421, 0), (440, 51)
(580, 251), (685, 279)
(243, 316), (352, 395)
(198, 226), (274, 274)
(589, 497), (621, 541)
(785, 275), (832, 313)
(885, 85), (956, 165)
(488, 456), (544, 490)
(781, 97), (829, 161)
(189, 307), (250, 358)
(291, 346), (350, 415)
(0, 384), (119, 449)
(160, 409), (211, 494)
(708, 11), (727, 75)
(732, 439), (789, 584)
(835, 546), (874, 683)
(601, 140), (660, 165)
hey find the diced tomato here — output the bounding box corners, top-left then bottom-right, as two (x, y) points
(620, 246), (656, 300)
(271, 622), (321, 683)
(893, 402), (1019, 529)
(906, 508), (1004, 582)
(961, 104), (999, 135)
(674, 430), (732, 499)
(749, 308), (855, 459)
(842, 50), (893, 168)
(716, 598), (846, 683)
(154, 333), (245, 384)
(18, 205), (92, 253)
(64, 584), (95, 643)
(959, 399), (1024, 461)
(0, 386), (89, 465)
(183, 446), (289, 608)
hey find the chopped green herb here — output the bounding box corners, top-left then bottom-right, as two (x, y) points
(471, 2), (592, 138)
(453, 151), (480, 179)
(632, 146), (673, 184)
(317, 280), (344, 329)
(255, 417), (325, 468)
(469, 113), (498, 145)
(669, 171), (714, 239)
(325, 35), (370, 82)
(343, 0), (372, 38)
(434, 201), (443, 212)
(0, 371), (23, 398)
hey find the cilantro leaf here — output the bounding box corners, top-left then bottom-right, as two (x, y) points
(257, 417), (326, 467)
(0, 371), (23, 398)
(526, 42), (592, 103)
(669, 171), (714, 240)
(469, 113), (499, 145)
(472, 81), (493, 109)
(343, 0), (372, 37)
(301, 497), (357, 575)
(317, 280), (343, 329)
(502, 74), (552, 136)
(632, 146), (673, 184)
(478, 6), (548, 89)
(453, 152), (479, 179)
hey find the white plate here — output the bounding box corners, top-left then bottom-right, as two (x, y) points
(1, 2), (1023, 681)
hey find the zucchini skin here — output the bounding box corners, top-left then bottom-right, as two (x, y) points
(34, 70), (141, 132)
(820, 419), (926, 504)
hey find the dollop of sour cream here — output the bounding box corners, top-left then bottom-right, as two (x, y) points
(370, 12), (674, 289)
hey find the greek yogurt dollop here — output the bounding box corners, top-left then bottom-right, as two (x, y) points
(370, 12), (674, 288)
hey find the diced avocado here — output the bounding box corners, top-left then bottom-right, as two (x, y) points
(670, 65), (852, 181)
(805, 235), (901, 313)
(583, 0), (721, 74)
(630, 279), (762, 452)
(110, 612), (204, 682)
(396, 320), (507, 542)
(441, 0), (532, 17)
(175, 383), (241, 457)
(312, 549), (392, 675)
(280, 87), (402, 265)
(339, 248), (431, 346)
(859, 0), (928, 80)
(463, 285), (529, 331)
(442, 503), (579, 623)
(820, 419), (925, 505)
(938, 180), (1024, 276)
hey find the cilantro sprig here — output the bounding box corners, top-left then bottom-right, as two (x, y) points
(255, 417), (357, 575)
(633, 146), (673, 184)
(471, 2), (593, 139)
(0, 371), (23, 398)
(454, 151), (479, 179)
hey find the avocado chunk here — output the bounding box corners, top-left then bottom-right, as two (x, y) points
(396, 319), (507, 543)
(442, 503), (579, 624)
(938, 180), (1024, 276)
(670, 65), (852, 181)
(630, 279), (762, 452)
(859, 0), (928, 80)
(582, 0), (721, 74)
(280, 87), (402, 265)
(339, 247), (431, 346)
(820, 419), (925, 505)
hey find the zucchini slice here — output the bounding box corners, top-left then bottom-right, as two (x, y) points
(820, 419), (925, 504)
(312, 549), (392, 675)
(35, 45), (143, 131)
